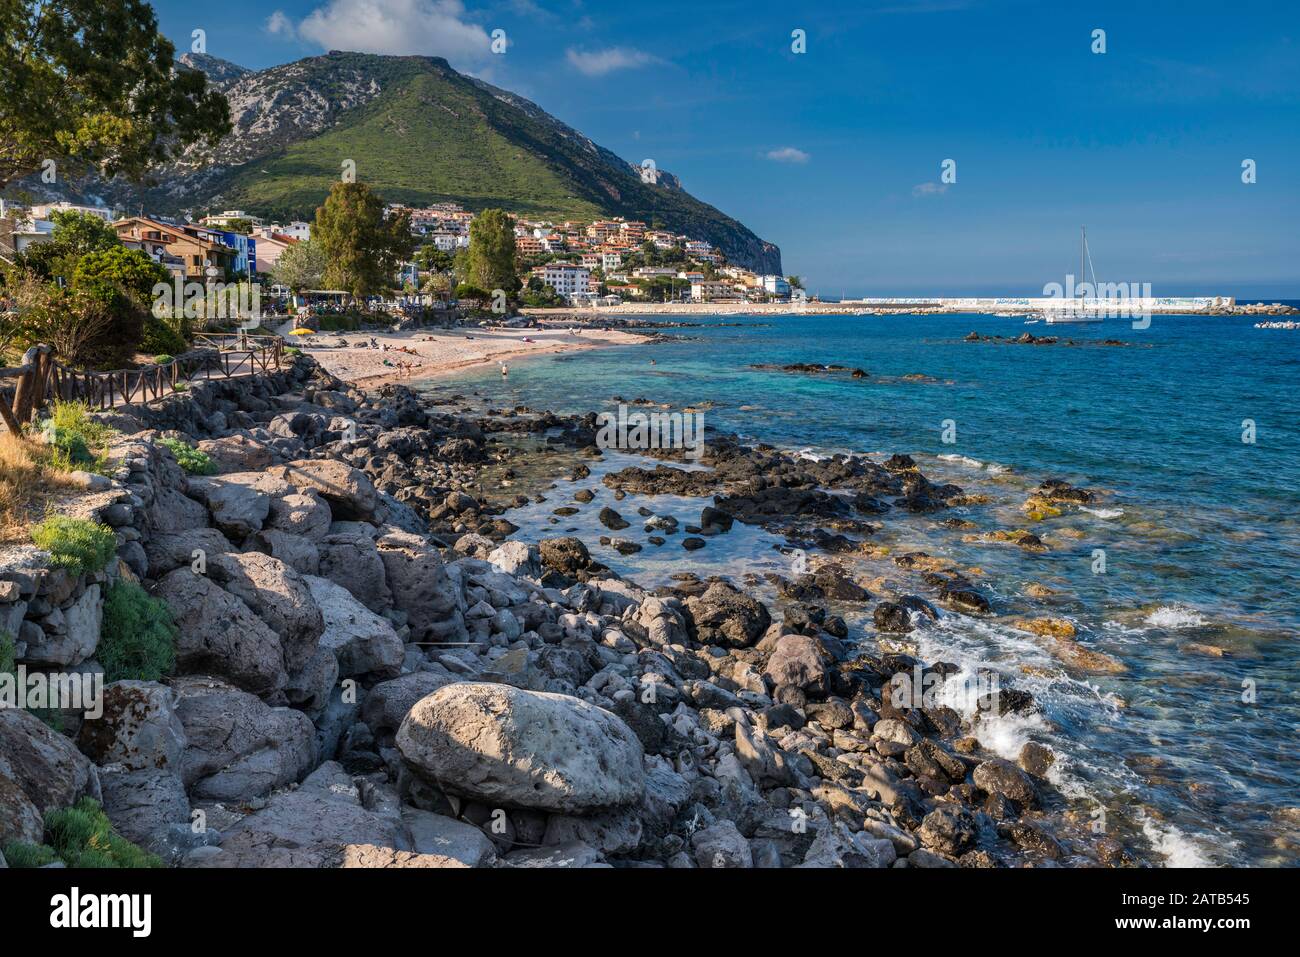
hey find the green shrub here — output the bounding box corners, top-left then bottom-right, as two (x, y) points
(98, 581), (177, 682)
(36, 401), (116, 474)
(141, 314), (188, 356)
(153, 354), (174, 365)
(30, 516), (116, 576)
(316, 313), (361, 332)
(4, 799), (162, 868)
(157, 437), (216, 475)
(284, 347), (302, 357)
(0, 842), (59, 868)
(0, 629), (14, 676)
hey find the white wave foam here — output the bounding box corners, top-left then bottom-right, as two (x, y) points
(1145, 606), (1208, 629)
(938, 453), (984, 469)
(1140, 817), (1215, 867)
(1081, 506), (1124, 519)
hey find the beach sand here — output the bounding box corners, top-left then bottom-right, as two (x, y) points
(301, 325), (645, 387)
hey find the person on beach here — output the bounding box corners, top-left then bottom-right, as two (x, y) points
(500, 362), (509, 379)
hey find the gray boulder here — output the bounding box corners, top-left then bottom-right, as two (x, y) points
(172, 676), (316, 801)
(685, 582), (772, 648)
(203, 551), (323, 675)
(207, 763), (407, 868)
(266, 491), (333, 542)
(144, 527), (234, 578)
(0, 708), (100, 846)
(401, 807), (498, 867)
(396, 683), (646, 813)
(691, 820), (753, 868)
(361, 672), (459, 744)
(22, 583), (100, 667)
(97, 766), (190, 848)
(157, 570), (288, 697)
(318, 532), (392, 614)
(246, 529), (320, 575)
(376, 529), (465, 643)
(76, 680), (186, 771)
(305, 575), (403, 679)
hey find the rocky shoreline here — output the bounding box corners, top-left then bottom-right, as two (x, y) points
(0, 353), (1140, 869)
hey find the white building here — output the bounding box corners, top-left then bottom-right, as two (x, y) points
(201, 209), (263, 229)
(533, 263), (591, 302)
(691, 280), (736, 302)
(278, 221), (311, 242)
(762, 275), (792, 299)
(428, 232), (468, 252)
(30, 202), (116, 222)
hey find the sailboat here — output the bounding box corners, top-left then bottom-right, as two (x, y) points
(1044, 226), (1104, 324)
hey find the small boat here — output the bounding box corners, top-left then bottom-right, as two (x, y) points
(1045, 226), (1104, 324)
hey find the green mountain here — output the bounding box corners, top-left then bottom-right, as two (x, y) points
(92, 51), (782, 273)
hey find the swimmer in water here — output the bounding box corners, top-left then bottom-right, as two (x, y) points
(500, 362), (509, 379)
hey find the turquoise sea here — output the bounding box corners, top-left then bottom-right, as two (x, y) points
(421, 311), (1300, 866)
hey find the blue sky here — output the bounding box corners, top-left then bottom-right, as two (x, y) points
(154, 0), (1299, 298)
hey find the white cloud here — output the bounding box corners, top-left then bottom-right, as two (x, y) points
(265, 10), (295, 38)
(565, 47), (660, 76)
(912, 181), (949, 197)
(295, 0), (490, 62)
(765, 147), (810, 164)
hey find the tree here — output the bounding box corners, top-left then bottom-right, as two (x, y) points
(786, 275), (805, 290)
(6, 270), (117, 367)
(414, 244), (455, 274)
(12, 210), (122, 282)
(271, 239), (326, 292)
(422, 271), (451, 300)
(467, 209), (518, 294)
(0, 0), (231, 192)
(72, 245), (167, 301)
(313, 183), (415, 297)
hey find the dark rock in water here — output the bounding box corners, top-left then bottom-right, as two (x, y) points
(571, 464), (591, 481)
(896, 475), (965, 513)
(598, 506), (630, 530)
(553, 506), (579, 516)
(610, 539), (642, 555)
(978, 687), (1036, 716)
(938, 581), (991, 614)
(873, 595), (939, 633)
(538, 537), (598, 577)
(973, 758), (1039, 809)
(699, 506), (734, 534)
(769, 573), (822, 603)
(852, 492), (890, 514)
(811, 564), (870, 602)
(1018, 741), (1056, 779)
(822, 615), (848, 638)
(1036, 478), (1093, 504)
(781, 603), (823, 636)
(997, 821), (1064, 860)
(574, 489), (595, 503)
(883, 454), (917, 472)
(684, 581), (771, 648)
(850, 368), (868, 379)
(647, 536), (666, 546)
(682, 537), (706, 551)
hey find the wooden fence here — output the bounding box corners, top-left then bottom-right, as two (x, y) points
(0, 335), (284, 433)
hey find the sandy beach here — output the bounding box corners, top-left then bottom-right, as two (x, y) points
(299, 325), (645, 387)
